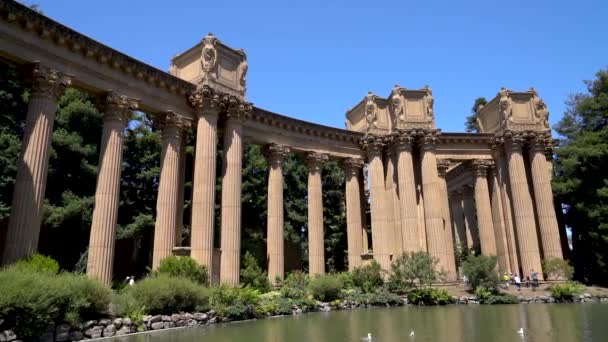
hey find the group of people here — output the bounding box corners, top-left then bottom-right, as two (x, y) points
(503, 270), (540, 291)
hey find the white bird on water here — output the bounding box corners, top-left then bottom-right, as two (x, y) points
(362, 332), (373, 341)
(517, 328), (524, 337)
(410, 330), (415, 337)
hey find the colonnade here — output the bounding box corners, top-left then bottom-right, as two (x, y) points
(0, 63), (564, 286)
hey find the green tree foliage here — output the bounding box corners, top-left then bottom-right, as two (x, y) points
(461, 254), (499, 292)
(240, 251), (271, 293)
(153, 256), (209, 285)
(465, 97), (486, 132)
(308, 274), (343, 301)
(553, 68), (608, 285)
(542, 257), (574, 280)
(387, 252), (445, 292)
(349, 260), (384, 293)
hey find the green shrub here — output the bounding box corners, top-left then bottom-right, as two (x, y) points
(474, 286), (492, 302)
(240, 252), (271, 293)
(345, 288), (402, 306)
(209, 284), (260, 319)
(484, 294), (519, 305)
(308, 274), (343, 302)
(153, 256), (209, 285)
(407, 288), (452, 305)
(280, 271), (309, 299)
(117, 275), (209, 315)
(543, 258), (574, 280)
(0, 267), (110, 338)
(548, 282), (585, 301)
(350, 261), (384, 293)
(461, 255), (499, 291)
(387, 252), (445, 293)
(12, 253), (59, 274)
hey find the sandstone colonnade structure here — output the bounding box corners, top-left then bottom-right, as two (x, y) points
(0, 1), (563, 285)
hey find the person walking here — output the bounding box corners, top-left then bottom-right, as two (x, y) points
(503, 273), (510, 288)
(525, 276), (531, 288)
(514, 274), (521, 291)
(531, 269), (539, 291)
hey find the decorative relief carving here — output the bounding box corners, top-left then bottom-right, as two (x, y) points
(264, 143), (290, 168)
(436, 159), (451, 177)
(30, 63), (71, 100)
(390, 85), (405, 123)
(498, 87), (513, 127)
(200, 33), (218, 80)
(306, 152), (329, 172)
(529, 87), (549, 130)
(423, 85), (434, 121)
(105, 91), (139, 123)
(364, 92), (378, 131)
(158, 111), (189, 141)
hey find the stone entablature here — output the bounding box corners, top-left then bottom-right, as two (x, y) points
(477, 87), (550, 134)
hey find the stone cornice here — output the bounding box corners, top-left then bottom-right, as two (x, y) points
(0, 0), (195, 96)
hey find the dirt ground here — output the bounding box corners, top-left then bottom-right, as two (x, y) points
(437, 282), (608, 298)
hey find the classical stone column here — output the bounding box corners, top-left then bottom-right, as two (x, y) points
(489, 163), (510, 272)
(394, 132), (420, 253)
(265, 144), (290, 283)
(361, 136), (391, 270)
(175, 131), (186, 246)
(528, 134), (563, 260)
(220, 100), (250, 285)
(384, 148), (400, 256)
(359, 169), (369, 253)
(152, 113), (187, 269)
(344, 158), (365, 270)
(449, 190), (467, 249)
(462, 185), (479, 251)
(419, 130), (452, 275)
(306, 152), (328, 276)
(189, 87), (220, 276)
(503, 132), (543, 279)
(496, 148), (520, 273)
(86, 92), (137, 285)
(436, 159), (457, 280)
(471, 160), (497, 257)
(3, 65), (70, 265)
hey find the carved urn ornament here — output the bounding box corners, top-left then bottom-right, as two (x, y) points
(364, 92), (378, 130)
(200, 33), (217, 80)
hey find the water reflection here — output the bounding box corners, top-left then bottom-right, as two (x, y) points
(110, 304), (608, 342)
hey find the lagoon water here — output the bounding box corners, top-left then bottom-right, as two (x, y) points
(112, 304), (608, 342)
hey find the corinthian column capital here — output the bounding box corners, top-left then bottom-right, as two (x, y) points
(418, 129), (440, 150)
(30, 63), (71, 100)
(342, 158), (365, 177)
(188, 85), (222, 117)
(159, 111), (190, 140)
(264, 143), (290, 167)
(436, 159), (451, 177)
(393, 129), (416, 152)
(306, 152), (329, 173)
(226, 96), (253, 122)
(105, 91), (139, 124)
(500, 130), (524, 153)
(359, 135), (384, 159)
(471, 159), (494, 178)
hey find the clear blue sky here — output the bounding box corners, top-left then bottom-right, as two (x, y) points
(33, 0), (607, 133)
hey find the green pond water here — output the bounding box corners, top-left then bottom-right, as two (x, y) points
(111, 304), (608, 342)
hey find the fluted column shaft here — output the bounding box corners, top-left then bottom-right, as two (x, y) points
(489, 164), (510, 272)
(3, 65), (70, 264)
(529, 139), (563, 260)
(395, 134), (420, 253)
(152, 114), (185, 269)
(189, 91), (219, 276)
(462, 186), (478, 251)
(265, 144), (289, 283)
(504, 134), (543, 279)
(437, 160), (457, 280)
(384, 150), (400, 256)
(87, 92), (136, 284)
(220, 116), (244, 285)
(363, 138), (391, 270)
(472, 161), (497, 257)
(420, 133), (452, 275)
(175, 132), (186, 246)
(306, 152), (327, 276)
(344, 159), (365, 270)
(450, 191), (467, 249)
(497, 151), (520, 273)
(359, 170), (369, 253)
